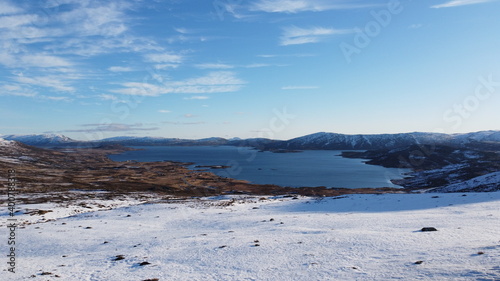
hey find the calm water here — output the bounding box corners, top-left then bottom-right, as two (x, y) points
(109, 146), (410, 188)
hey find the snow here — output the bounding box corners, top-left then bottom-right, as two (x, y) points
(3, 192), (499, 280)
(2, 134), (74, 145)
(431, 172), (500, 192)
(0, 138), (14, 146)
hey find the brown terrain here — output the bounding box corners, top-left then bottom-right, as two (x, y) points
(0, 141), (403, 204)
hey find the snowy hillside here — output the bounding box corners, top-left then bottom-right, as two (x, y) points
(452, 130), (500, 144)
(267, 131), (500, 150)
(431, 172), (500, 192)
(0, 138), (14, 146)
(3, 130), (499, 150)
(2, 134), (75, 146)
(4, 193), (499, 280)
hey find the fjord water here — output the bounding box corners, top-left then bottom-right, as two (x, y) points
(109, 146), (409, 188)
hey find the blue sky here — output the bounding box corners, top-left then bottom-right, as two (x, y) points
(1, 0), (499, 141)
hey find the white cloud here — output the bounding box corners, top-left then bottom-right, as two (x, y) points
(0, 14), (38, 28)
(244, 63), (272, 68)
(112, 82), (164, 96)
(0, 84), (37, 97)
(20, 54), (73, 68)
(252, 0), (331, 13)
(108, 66), (133, 72)
(112, 71), (245, 96)
(158, 110), (171, 113)
(174, 27), (191, 34)
(431, 0), (493, 8)
(15, 76), (75, 92)
(280, 26), (351, 46)
(41, 96), (72, 102)
(61, 123), (159, 133)
(251, 0), (373, 13)
(144, 53), (184, 64)
(195, 63), (234, 69)
(98, 94), (118, 101)
(154, 64), (180, 70)
(0, 1), (23, 15)
(184, 96), (210, 100)
(181, 71), (244, 86)
(57, 2), (129, 37)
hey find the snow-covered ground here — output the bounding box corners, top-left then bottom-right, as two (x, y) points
(2, 192), (499, 280)
(431, 172), (500, 193)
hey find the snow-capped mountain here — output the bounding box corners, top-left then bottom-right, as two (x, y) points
(2, 134), (75, 146)
(263, 131), (500, 150)
(0, 138), (14, 146)
(3, 130), (499, 150)
(451, 130), (500, 144)
(98, 136), (229, 146)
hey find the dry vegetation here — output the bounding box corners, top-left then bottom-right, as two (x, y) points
(0, 142), (402, 204)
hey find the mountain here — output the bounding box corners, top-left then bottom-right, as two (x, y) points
(450, 130), (500, 144)
(0, 138), (15, 146)
(97, 136), (230, 146)
(262, 131), (500, 151)
(3, 131), (499, 150)
(2, 134), (75, 146)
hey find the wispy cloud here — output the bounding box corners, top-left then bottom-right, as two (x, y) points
(431, 0), (494, 8)
(97, 94), (119, 101)
(409, 24), (424, 29)
(20, 54), (73, 68)
(144, 53), (184, 64)
(158, 109), (171, 113)
(251, 0), (373, 13)
(280, 26), (352, 46)
(0, 1), (23, 15)
(15, 75), (75, 92)
(0, 14), (38, 29)
(195, 63), (234, 69)
(61, 123), (159, 133)
(56, 1), (129, 37)
(112, 71), (245, 96)
(184, 96), (210, 100)
(0, 84), (37, 97)
(108, 66), (133, 72)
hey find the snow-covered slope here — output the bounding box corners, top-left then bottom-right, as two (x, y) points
(430, 172), (500, 192)
(0, 137), (14, 146)
(3, 130), (499, 150)
(264, 131), (500, 150)
(452, 130), (500, 144)
(272, 132), (453, 150)
(2, 134), (75, 146)
(6, 193), (500, 280)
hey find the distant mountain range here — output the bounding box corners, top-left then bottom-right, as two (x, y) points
(2, 131), (500, 150)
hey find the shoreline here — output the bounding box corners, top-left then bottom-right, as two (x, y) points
(0, 143), (411, 206)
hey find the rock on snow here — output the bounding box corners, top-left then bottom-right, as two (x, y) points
(4, 192), (500, 280)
